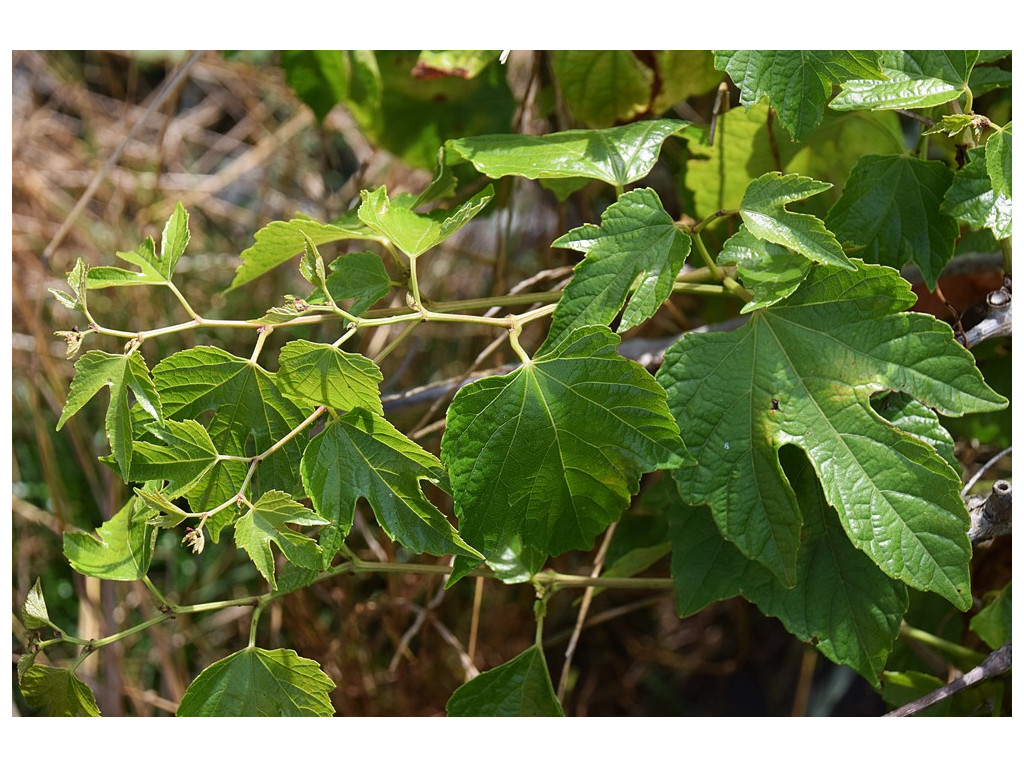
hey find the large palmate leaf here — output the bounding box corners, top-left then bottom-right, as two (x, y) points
(229, 210), (384, 292)
(20, 665), (101, 717)
(442, 326), (689, 582)
(357, 185), (494, 258)
(152, 346), (307, 527)
(57, 349), (162, 477)
(666, 455), (909, 683)
(540, 187), (691, 353)
(234, 491), (327, 589)
(714, 50), (883, 140)
(276, 340), (383, 414)
(739, 172), (853, 269)
(446, 119), (691, 188)
(831, 51), (979, 112)
(446, 645), (564, 716)
(63, 499), (156, 581)
(177, 647), (335, 716)
(826, 154), (959, 289)
(301, 408), (479, 566)
(943, 144), (1012, 240)
(656, 261), (1006, 606)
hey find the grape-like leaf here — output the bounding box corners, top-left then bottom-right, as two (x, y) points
(357, 184), (493, 259)
(942, 144), (1012, 239)
(277, 340), (384, 414)
(656, 261), (1006, 606)
(234, 491), (327, 589)
(442, 326), (689, 582)
(717, 226), (812, 313)
(301, 408), (480, 567)
(63, 499), (156, 581)
(446, 645), (563, 716)
(714, 50), (883, 140)
(229, 210), (384, 292)
(826, 154), (959, 289)
(446, 119), (691, 187)
(739, 172), (853, 269)
(177, 647), (335, 716)
(20, 665), (100, 717)
(308, 251), (392, 316)
(540, 187), (691, 353)
(128, 419), (220, 498)
(57, 349), (163, 477)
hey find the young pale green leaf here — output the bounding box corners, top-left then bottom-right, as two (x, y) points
(357, 185), (493, 258)
(177, 647), (335, 716)
(446, 119), (691, 188)
(415, 50), (500, 80)
(301, 408), (479, 567)
(551, 51), (654, 128)
(160, 202), (190, 277)
(57, 349), (163, 477)
(127, 419), (220, 498)
(825, 154), (959, 289)
(830, 67), (964, 112)
(63, 499), (156, 581)
(20, 665), (101, 716)
(714, 50), (883, 140)
(970, 582), (1011, 650)
(942, 145), (1012, 240)
(298, 232), (330, 297)
(923, 114), (981, 140)
(985, 123), (1011, 199)
(308, 251), (392, 316)
(658, 261), (1005, 604)
(153, 346), (307, 516)
(446, 645), (564, 716)
(86, 265), (166, 289)
(21, 579), (51, 630)
(229, 210), (384, 292)
(134, 486), (191, 529)
(717, 226), (812, 313)
(740, 172), (853, 269)
(540, 187), (691, 353)
(277, 340), (383, 414)
(442, 326), (689, 582)
(871, 392), (958, 471)
(50, 258), (90, 313)
(234, 490), (327, 589)
(281, 50), (348, 122)
(114, 236), (165, 283)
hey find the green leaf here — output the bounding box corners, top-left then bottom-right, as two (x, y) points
(63, 499), (156, 581)
(298, 232), (330, 297)
(57, 349), (162, 477)
(160, 202), (190, 277)
(229, 211), (384, 292)
(891, 50), (979, 86)
(234, 491), (327, 589)
(825, 154), (959, 289)
(301, 408), (479, 567)
(153, 346), (307, 524)
(446, 645), (563, 716)
(540, 187), (691, 353)
(923, 114), (981, 140)
(717, 226), (812, 313)
(970, 582), (1011, 650)
(551, 51), (654, 128)
(942, 144), (1012, 239)
(441, 326), (689, 581)
(714, 50), (883, 140)
(447, 119), (691, 188)
(127, 419), (220, 498)
(277, 340), (383, 414)
(656, 261), (1006, 605)
(50, 258), (89, 313)
(985, 123), (1011, 198)
(740, 172), (853, 269)
(871, 392), (958, 471)
(86, 265), (166, 289)
(313, 251), (392, 316)
(20, 665), (100, 716)
(357, 185), (493, 258)
(282, 50), (348, 122)
(414, 50), (500, 80)
(177, 647), (335, 716)
(830, 67), (964, 112)
(649, 51), (723, 114)
(21, 579), (51, 630)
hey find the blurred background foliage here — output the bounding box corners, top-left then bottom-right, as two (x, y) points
(12, 50), (1010, 716)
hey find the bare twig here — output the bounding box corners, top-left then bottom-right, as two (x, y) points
(883, 643), (1011, 717)
(963, 446), (1012, 497)
(967, 479), (1012, 545)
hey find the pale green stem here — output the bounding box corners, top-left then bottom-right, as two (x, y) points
(901, 622), (986, 666)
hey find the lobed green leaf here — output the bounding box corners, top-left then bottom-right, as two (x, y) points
(942, 145), (1012, 240)
(277, 340), (384, 414)
(20, 665), (101, 716)
(446, 645), (563, 716)
(63, 499), (156, 581)
(233, 491), (327, 589)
